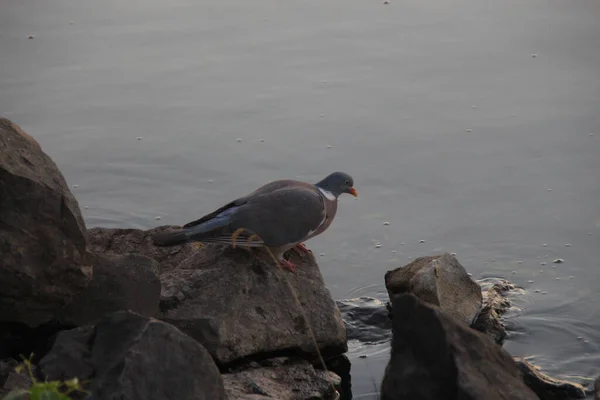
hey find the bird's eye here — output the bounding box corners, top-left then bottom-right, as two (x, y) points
(344, 180), (350, 185)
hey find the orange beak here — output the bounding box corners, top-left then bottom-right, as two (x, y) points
(348, 187), (358, 197)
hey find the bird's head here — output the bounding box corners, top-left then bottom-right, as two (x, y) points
(316, 171), (357, 198)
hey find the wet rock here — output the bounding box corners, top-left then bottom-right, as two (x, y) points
(514, 357), (586, 399)
(384, 253), (482, 325)
(57, 253), (161, 327)
(472, 280), (515, 344)
(380, 293), (537, 400)
(223, 357), (341, 400)
(336, 297), (392, 343)
(40, 310), (226, 400)
(0, 118), (92, 326)
(87, 227), (347, 365)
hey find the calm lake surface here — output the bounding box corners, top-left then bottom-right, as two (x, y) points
(2, 0), (599, 397)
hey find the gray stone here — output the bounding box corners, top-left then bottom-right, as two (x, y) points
(40, 310), (226, 400)
(384, 253), (482, 325)
(0, 118), (92, 326)
(381, 293), (538, 400)
(86, 226), (197, 274)
(87, 227), (347, 366)
(514, 357), (586, 399)
(223, 358), (341, 400)
(158, 244), (347, 365)
(57, 253), (161, 326)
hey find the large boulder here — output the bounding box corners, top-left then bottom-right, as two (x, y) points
(223, 357), (341, 400)
(87, 227), (348, 366)
(384, 253), (482, 326)
(57, 253), (162, 327)
(380, 293), (538, 400)
(0, 118), (91, 327)
(39, 310), (226, 400)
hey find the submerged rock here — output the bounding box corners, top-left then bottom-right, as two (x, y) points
(384, 253), (482, 326)
(0, 118), (92, 327)
(336, 297), (392, 343)
(514, 358), (586, 399)
(380, 294), (537, 400)
(223, 357), (341, 400)
(87, 227), (347, 365)
(472, 280), (516, 344)
(57, 253), (161, 327)
(40, 310), (226, 400)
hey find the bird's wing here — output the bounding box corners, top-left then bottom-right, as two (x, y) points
(225, 185), (326, 247)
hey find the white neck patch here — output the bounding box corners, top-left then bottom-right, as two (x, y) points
(318, 187), (336, 201)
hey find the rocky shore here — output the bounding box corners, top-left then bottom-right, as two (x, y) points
(0, 117), (597, 399)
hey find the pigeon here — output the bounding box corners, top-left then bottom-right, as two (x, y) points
(152, 172), (357, 272)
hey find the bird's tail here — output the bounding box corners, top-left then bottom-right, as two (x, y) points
(152, 229), (190, 246)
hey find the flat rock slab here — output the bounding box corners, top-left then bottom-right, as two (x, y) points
(86, 227), (347, 366)
(223, 357), (341, 400)
(40, 310), (226, 400)
(0, 118), (91, 326)
(57, 253), (161, 327)
(385, 253), (482, 326)
(87, 226), (198, 274)
(514, 357), (586, 399)
(381, 293), (538, 400)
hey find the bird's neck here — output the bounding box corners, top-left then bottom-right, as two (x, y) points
(316, 186), (337, 201)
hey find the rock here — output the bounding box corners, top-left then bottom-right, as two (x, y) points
(514, 357), (586, 399)
(472, 280), (515, 344)
(86, 226), (197, 274)
(223, 357), (341, 400)
(384, 253), (482, 326)
(380, 293), (538, 400)
(0, 118), (92, 326)
(336, 297), (392, 343)
(159, 244), (347, 365)
(595, 376), (600, 400)
(39, 310), (226, 400)
(0, 359), (33, 398)
(57, 253), (161, 326)
(88, 227), (347, 366)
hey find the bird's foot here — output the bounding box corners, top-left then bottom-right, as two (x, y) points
(292, 242), (311, 256)
(279, 258), (298, 273)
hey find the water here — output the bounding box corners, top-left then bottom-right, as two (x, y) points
(2, 0), (599, 396)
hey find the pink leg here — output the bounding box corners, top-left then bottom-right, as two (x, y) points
(292, 242), (311, 256)
(279, 258), (298, 273)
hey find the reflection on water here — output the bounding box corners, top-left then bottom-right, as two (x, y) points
(1, 0), (599, 397)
